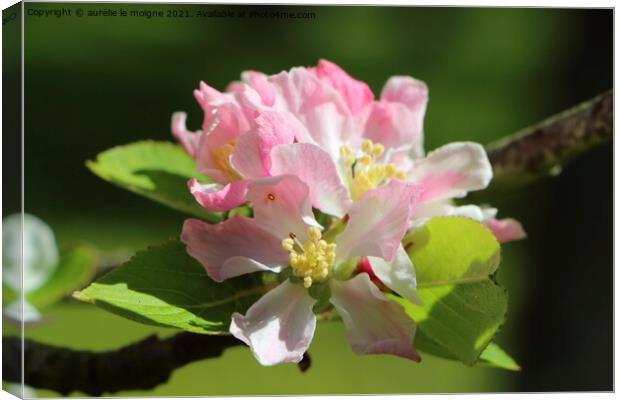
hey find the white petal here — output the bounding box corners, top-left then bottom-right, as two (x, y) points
(330, 274), (420, 361)
(409, 142), (492, 203)
(411, 200), (488, 228)
(230, 280), (317, 366)
(335, 180), (416, 264)
(368, 245), (421, 305)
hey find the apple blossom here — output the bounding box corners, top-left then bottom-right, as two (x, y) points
(181, 174), (421, 365)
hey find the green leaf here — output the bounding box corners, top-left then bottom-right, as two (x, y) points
(393, 216), (507, 366)
(73, 239), (271, 334)
(3, 245), (98, 309)
(87, 141), (222, 222)
(28, 245), (98, 308)
(478, 342), (520, 371)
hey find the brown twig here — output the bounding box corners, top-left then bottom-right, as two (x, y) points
(482, 90), (612, 194)
(3, 333), (310, 396)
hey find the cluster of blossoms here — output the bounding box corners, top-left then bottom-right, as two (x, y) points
(172, 60), (525, 366)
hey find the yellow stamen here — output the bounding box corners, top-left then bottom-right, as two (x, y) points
(359, 155), (372, 165)
(361, 139), (373, 154)
(308, 226), (321, 241)
(372, 143), (385, 157)
(281, 238), (294, 252)
(340, 139), (409, 200)
(340, 145), (353, 157)
(281, 227), (337, 288)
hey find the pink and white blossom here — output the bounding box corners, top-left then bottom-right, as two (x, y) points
(181, 174), (421, 366)
(173, 60), (528, 366)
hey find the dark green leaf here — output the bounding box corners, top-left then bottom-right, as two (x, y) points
(73, 239), (271, 334)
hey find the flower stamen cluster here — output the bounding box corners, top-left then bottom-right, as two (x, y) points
(340, 139), (407, 201)
(282, 227), (337, 288)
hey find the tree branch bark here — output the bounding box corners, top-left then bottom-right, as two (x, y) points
(2, 333), (310, 396)
(483, 90), (612, 194)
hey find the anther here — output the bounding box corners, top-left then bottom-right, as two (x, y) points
(267, 193), (276, 201)
(308, 227), (322, 242)
(372, 143), (385, 157)
(282, 238), (294, 251)
(340, 145), (353, 157)
(359, 155), (372, 165)
(361, 139), (373, 154)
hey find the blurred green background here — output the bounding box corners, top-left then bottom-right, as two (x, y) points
(4, 3), (613, 395)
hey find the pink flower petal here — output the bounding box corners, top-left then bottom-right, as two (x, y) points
(357, 76), (428, 157)
(314, 59), (374, 115)
(380, 76), (428, 112)
(188, 179), (250, 212)
(230, 280), (317, 366)
(368, 245), (421, 305)
(181, 216), (287, 282)
(171, 112), (201, 157)
(230, 111), (300, 179)
(360, 101), (423, 156)
(228, 130), (268, 179)
(270, 143), (352, 218)
(246, 175), (320, 241)
(486, 218), (527, 243)
(335, 180), (417, 264)
(193, 81), (251, 136)
(193, 80), (226, 109)
(330, 274), (420, 361)
(241, 70), (277, 107)
(267, 68), (357, 159)
(409, 142), (493, 203)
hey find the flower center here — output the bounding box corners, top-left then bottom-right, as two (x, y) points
(212, 139), (242, 181)
(281, 227), (337, 288)
(340, 139), (407, 201)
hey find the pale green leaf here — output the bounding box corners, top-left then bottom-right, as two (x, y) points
(393, 216), (508, 366)
(87, 141), (222, 222)
(73, 239), (272, 334)
(478, 342), (520, 371)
